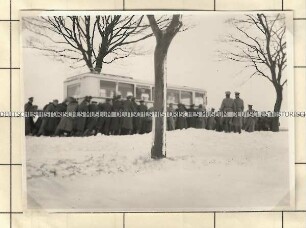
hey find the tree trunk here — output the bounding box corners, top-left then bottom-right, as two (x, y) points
(94, 59), (103, 73)
(94, 41), (108, 73)
(272, 85), (283, 132)
(94, 51), (104, 73)
(151, 42), (169, 159)
(148, 14), (182, 159)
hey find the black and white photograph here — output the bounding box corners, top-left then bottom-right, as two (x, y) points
(21, 11), (294, 211)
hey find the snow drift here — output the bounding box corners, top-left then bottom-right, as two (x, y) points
(26, 129), (291, 211)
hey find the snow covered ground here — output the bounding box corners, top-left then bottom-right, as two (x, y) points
(25, 129), (291, 211)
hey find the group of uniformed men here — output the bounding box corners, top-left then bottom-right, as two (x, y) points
(219, 91), (253, 133)
(24, 91), (272, 137)
(25, 95), (151, 136)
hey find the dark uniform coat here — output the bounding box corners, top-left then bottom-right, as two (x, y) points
(41, 103), (58, 135)
(56, 101), (78, 133)
(187, 107), (197, 128)
(110, 99), (123, 132)
(206, 111), (216, 130)
(55, 102), (67, 127)
(121, 99), (134, 130)
(24, 102), (34, 135)
(85, 103), (99, 131)
(166, 106), (175, 131)
(97, 101), (112, 134)
(145, 107), (154, 133)
(75, 100), (89, 134)
(244, 109), (257, 132)
(215, 111), (225, 132)
(131, 100), (139, 133)
(195, 107), (206, 129)
(176, 106), (187, 130)
(137, 103), (148, 134)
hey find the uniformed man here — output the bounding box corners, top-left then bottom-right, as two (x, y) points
(84, 101), (99, 136)
(54, 99), (68, 128)
(195, 104), (206, 129)
(220, 91), (236, 133)
(215, 110), (223, 132)
(233, 92), (244, 134)
(137, 100), (148, 134)
(187, 104), (197, 128)
(166, 103), (175, 131)
(244, 104), (256, 132)
(176, 103), (187, 130)
(131, 97), (139, 134)
(97, 98), (112, 135)
(38, 99), (59, 136)
(110, 95), (123, 135)
(75, 96), (90, 136)
(206, 108), (216, 130)
(145, 106), (154, 133)
(121, 95), (134, 135)
(24, 97), (34, 135)
(24, 97), (34, 111)
(55, 97), (78, 136)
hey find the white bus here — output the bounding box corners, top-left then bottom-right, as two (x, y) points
(64, 72), (207, 108)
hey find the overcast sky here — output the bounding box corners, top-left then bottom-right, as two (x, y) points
(23, 12), (292, 123)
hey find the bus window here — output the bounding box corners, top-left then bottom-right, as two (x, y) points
(136, 86), (151, 101)
(195, 92), (204, 106)
(167, 89), (179, 104)
(118, 82), (134, 98)
(100, 80), (116, 98)
(67, 84), (80, 98)
(181, 91), (192, 105)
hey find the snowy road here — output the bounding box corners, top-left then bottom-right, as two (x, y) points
(25, 129), (291, 211)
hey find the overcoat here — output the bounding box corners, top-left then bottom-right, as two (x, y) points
(244, 110), (257, 132)
(110, 99), (123, 131)
(166, 106), (175, 131)
(56, 101), (78, 132)
(24, 102), (34, 135)
(75, 100), (89, 133)
(121, 99), (134, 130)
(43, 103), (58, 134)
(220, 98), (236, 112)
(145, 107), (154, 133)
(233, 98), (244, 131)
(85, 103), (99, 131)
(131, 101), (139, 132)
(176, 106), (187, 130)
(137, 103), (148, 133)
(97, 102), (112, 134)
(195, 107), (206, 129)
(187, 107), (197, 128)
(220, 98), (236, 132)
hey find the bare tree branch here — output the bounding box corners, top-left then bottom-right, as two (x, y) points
(23, 15), (175, 73)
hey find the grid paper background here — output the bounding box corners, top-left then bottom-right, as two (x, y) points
(0, 0), (305, 227)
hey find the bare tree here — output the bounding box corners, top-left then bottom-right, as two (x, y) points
(148, 15), (183, 159)
(23, 15), (169, 73)
(221, 13), (287, 132)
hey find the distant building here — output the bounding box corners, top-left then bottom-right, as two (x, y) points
(64, 72), (207, 107)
